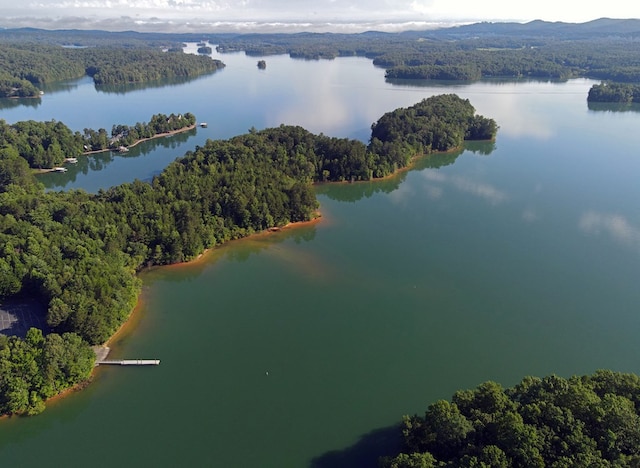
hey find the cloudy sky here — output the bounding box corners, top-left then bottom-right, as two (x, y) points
(0, 0), (639, 33)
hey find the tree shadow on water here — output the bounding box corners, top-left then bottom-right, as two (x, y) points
(310, 424), (402, 468)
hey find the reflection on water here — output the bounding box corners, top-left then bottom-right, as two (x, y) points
(385, 77), (569, 89)
(587, 101), (640, 113)
(37, 128), (197, 191)
(0, 97), (41, 110)
(315, 145), (487, 203)
(94, 73), (221, 95)
(144, 222), (318, 284)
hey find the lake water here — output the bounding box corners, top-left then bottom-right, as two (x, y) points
(1, 44), (639, 467)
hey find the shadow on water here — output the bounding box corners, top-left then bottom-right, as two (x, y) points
(310, 424), (402, 468)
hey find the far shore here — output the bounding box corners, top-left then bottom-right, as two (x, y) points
(33, 124), (198, 174)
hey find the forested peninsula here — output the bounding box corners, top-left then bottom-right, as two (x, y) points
(382, 370), (640, 467)
(0, 94), (496, 416)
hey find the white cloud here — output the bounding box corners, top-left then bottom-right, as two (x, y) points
(522, 208), (539, 223)
(2, 0), (639, 32)
(420, 170), (508, 205)
(579, 211), (640, 252)
(450, 175), (508, 205)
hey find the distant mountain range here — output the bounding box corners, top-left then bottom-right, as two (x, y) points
(1, 18), (639, 42)
(421, 18), (640, 39)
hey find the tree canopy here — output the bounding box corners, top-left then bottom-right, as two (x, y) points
(0, 112), (196, 169)
(0, 328), (95, 416)
(382, 371), (640, 468)
(587, 82), (640, 103)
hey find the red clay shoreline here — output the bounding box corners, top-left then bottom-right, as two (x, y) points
(8, 213), (323, 415)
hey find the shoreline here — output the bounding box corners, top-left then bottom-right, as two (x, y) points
(9, 144), (469, 415)
(33, 124), (197, 174)
(165, 211), (323, 270)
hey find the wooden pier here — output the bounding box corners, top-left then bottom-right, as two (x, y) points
(92, 346), (159, 366)
(98, 359), (160, 366)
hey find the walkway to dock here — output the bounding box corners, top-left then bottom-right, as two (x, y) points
(99, 359), (160, 366)
(92, 346), (159, 366)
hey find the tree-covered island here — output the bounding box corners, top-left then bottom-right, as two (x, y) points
(381, 370), (640, 467)
(0, 94), (496, 416)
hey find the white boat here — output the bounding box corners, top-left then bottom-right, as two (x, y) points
(199, 122), (208, 128)
(53, 167), (68, 173)
(64, 157), (78, 164)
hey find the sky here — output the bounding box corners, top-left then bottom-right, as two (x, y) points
(0, 0), (639, 33)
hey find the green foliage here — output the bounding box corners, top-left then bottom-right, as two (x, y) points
(0, 328), (94, 416)
(84, 47), (223, 85)
(382, 371), (640, 468)
(385, 64), (482, 81)
(106, 112), (196, 150)
(0, 42), (223, 97)
(587, 82), (640, 103)
(0, 113), (196, 169)
(197, 46), (212, 54)
(368, 94), (497, 177)
(0, 119), (85, 169)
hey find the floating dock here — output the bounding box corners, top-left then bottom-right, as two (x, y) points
(98, 359), (160, 366)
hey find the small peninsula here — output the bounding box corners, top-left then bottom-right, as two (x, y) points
(382, 370), (640, 467)
(0, 94), (497, 416)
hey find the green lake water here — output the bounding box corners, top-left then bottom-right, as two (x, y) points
(0, 45), (639, 467)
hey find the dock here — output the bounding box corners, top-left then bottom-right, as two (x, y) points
(98, 359), (160, 366)
(92, 346), (159, 366)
